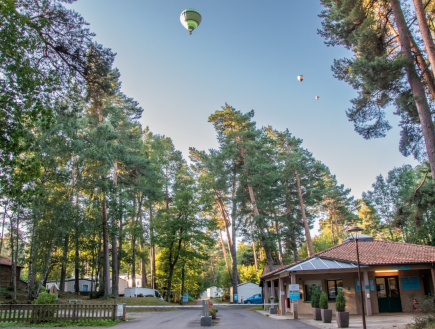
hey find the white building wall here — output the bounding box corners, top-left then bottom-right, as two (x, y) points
(238, 283), (261, 303)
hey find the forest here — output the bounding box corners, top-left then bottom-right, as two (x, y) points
(2, 0), (435, 304)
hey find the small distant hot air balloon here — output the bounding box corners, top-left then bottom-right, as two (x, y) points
(180, 9), (202, 35)
(315, 96), (320, 100)
(297, 75), (304, 82)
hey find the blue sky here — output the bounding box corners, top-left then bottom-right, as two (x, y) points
(68, 0), (418, 199)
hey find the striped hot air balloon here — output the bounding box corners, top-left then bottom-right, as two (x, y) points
(180, 9), (202, 35)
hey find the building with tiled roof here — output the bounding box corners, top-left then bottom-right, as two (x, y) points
(260, 236), (435, 318)
(0, 257), (26, 289)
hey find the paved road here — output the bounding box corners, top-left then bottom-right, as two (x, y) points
(117, 307), (317, 329)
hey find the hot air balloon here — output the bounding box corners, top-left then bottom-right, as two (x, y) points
(315, 96), (320, 100)
(180, 9), (201, 35)
(297, 75), (304, 82)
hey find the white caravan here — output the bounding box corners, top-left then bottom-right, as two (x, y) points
(124, 287), (163, 300)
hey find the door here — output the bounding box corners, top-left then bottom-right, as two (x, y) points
(376, 277), (402, 313)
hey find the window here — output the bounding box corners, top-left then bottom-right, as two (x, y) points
(304, 280), (322, 301)
(327, 279), (343, 300)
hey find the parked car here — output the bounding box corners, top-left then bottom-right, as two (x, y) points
(243, 293), (262, 304)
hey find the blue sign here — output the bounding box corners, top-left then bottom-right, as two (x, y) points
(356, 278), (376, 292)
(391, 265), (410, 270)
(401, 277), (420, 290)
(182, 290), (189, 303)
(234, 294), (238, 301)
(289, 291), (300, 300)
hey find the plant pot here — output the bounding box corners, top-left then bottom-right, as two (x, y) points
(336, 311), (349, 328)
(211, 312), (216, 319)
(312, 307), (321, 320)
(321, 309), (332, 323)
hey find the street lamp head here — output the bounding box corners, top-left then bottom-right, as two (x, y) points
(347, 226), (363, 240)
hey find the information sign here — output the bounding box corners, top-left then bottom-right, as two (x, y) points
(401, 277), (420, 290)
(289, 284), (299, 291)
(289, 291), (300, 300)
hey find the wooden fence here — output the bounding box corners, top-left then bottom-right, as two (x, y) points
(0, 304), (117, 323)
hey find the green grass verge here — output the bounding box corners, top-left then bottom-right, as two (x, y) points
(0, 319), (122, 327)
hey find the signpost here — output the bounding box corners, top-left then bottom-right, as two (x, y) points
(289, 284), (300, 319)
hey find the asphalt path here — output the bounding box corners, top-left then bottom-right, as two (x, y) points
(117, 307), (318, 329)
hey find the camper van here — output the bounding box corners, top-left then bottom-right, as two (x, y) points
(124, 287), (163, 300)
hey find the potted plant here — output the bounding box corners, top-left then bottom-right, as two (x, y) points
(319, 292), (332, 323)
(210, 307), (218, 319)
(335, 289), (349, 328)
(310, 286), (321, 321)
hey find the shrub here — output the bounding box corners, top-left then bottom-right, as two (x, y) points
(409, 295), (435, 329)
(137, 293), (144, 297)
(90, 291), (104, 299)
(33, 291), (58, 305)
(310, 286), (320, 308)
(319, 292), (328, 309)
(32, 291), (58, 322)
(335, 289), (346, 312)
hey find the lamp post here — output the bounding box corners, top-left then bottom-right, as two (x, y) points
(347, 226), (366, 329)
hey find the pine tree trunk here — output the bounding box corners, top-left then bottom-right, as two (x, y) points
(37, 237), (56, 295)
(386, 17), (435, 99)
(13, 215), (19, 301)
(180, 262), (185, 304)
(131, 197), (136, 288)
(101, 197), (110, 295)
(239, 146), (275, 271)
(118, 204), (124, 287)
(27, 207), (38, 301)
(293, 243), (299, 262)
(0, 201), (7, 290)
(9, 216), (14, 294)
(330, 213), (336, 245)
(295, 171), (314, 256)
(111, 162), (119, 296)
(413, 0), (435, 80)
(248, 217), (259, 271)
(60, 235), (69, 291)
(218, 197), (239, 287)
(166, 264), (175, 302)
(219, 229), (232, 279)
(273, 213), (284, 265)
(141, 256), (147, 287)
(75, 233), (80, 294)
(390, 0), (435, 183)
(333, 204), (340, 237)
(150, 206), (156, 289)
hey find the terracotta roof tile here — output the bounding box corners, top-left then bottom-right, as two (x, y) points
(318, 240), (435, 265)
(260, 264), (291, 279)
(261, 240), (435, 279)
(0, 257), (24, 267)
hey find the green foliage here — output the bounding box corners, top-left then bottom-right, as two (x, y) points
(237, 265), (260, 284)
(310, 286), (320, 308)
(33, 292), (57, 305)
(335, 289), (346, 312)
(318, 0), (433, 162)
(319, 292), (328, 309)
